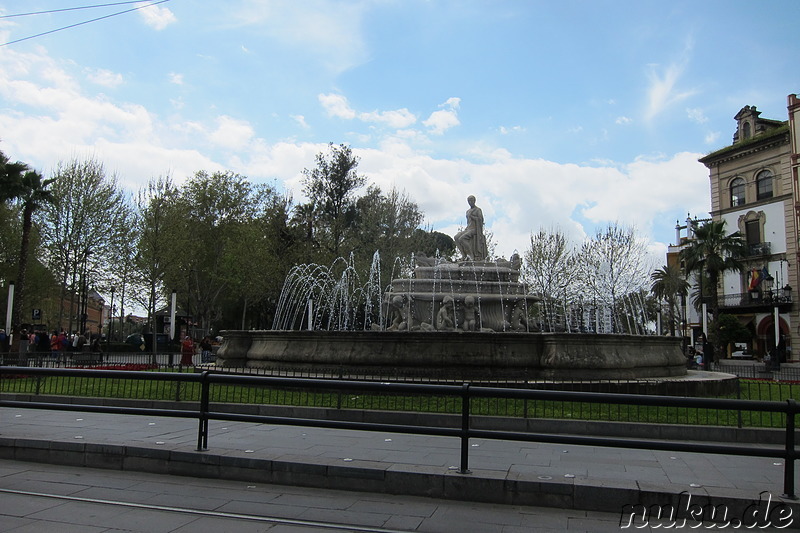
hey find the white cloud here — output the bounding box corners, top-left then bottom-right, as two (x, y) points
(686, 107), (708, 124)
(423, 98), (461, 135)
(136, 2), (177, 30)
(86, 68), (123, 88)
(359, 108), (416, 129)
(499, 125), (525, 134)
(319, 93), (356, 119)
(292, 114), (309, 129)
(168, 72), (184, 85)
(229, 1), (368, 74)
(705, 131), (721, 145)
(0, 40), (710, 264)
(580, 152), (710, 234)
(209, 116), (256, 150)
(319, 93), (417, 129)
(615, 116), (632, 125)
(644, 38), (697, 122)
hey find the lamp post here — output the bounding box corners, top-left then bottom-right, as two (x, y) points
(107, 286), (115, 350)
(79, 248), (91, 334)
(5, 280), (13, 337)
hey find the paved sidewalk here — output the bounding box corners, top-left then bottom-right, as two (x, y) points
(0, 459), (638, 532)
(1, 407), (799, 529)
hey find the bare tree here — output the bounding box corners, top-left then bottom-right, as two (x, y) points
(573, 223), (653, 316)
(522, 227), (576, 299)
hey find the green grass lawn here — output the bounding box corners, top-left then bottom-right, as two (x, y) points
(2, 371), (797, 429)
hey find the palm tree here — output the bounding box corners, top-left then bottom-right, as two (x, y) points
(650, 264), (689, 336)
(0, 157), (56, 329)
(679, 219), (747, 325)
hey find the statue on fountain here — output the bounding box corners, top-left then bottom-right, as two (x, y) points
(454, 195), (488, 261)
(436, 295), (457, 331)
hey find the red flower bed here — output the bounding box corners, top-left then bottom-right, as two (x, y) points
(68, 364), (159, 371)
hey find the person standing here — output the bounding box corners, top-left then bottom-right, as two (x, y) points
(199, 335), (213, 364)
(180, 335), (195, 366)
(697, 332), (712, 371)
(57, 330), (68, 365)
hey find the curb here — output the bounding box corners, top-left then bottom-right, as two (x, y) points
(1, 436), (798, 528)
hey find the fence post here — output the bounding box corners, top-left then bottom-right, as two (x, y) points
(460, 383), (471, 474)
(337, 366), (343, 409)
(783, 399), (797, 499)
(736, 379), (742, 429)
(196, 371), (210, 451)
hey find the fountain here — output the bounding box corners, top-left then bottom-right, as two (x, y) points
(217, 196), (688, 381)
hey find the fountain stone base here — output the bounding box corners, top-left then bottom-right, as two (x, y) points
(216, 330), (687, 380)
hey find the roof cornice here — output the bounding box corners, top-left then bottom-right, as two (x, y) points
(699, 124), (789, 167)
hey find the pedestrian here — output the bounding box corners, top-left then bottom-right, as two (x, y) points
(90, 334), (103, 363)
(57, 330), (68, 365)
(18, 328), (29, 366)
(696, 332), (711, 370)
(50, 330), (60, 364)
(180, 335), (195, 366)
(200, 335), (213, 364)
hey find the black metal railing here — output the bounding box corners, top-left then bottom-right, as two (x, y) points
(719, 290), (793, 308)
(748, 242), (772, 256)
(1, 366), (798, 498)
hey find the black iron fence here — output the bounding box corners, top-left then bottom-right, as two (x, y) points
(1, 366), (798, 498)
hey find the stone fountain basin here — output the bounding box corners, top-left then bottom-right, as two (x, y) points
(216, 330), (687, 380)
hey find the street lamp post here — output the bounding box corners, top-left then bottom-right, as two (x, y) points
(79, 248), (91, 334)
(107, 286), (115, 350)
(5, 280), (13, 336)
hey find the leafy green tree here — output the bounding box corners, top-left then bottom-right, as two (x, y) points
(679, 219), (747, 324)
(650, 264), (689, 336)
(220, 189), (296, 329)
(300, 143), (366, 260)
(132, 176), (180, 350)
(39, 157), (130, 334)
(409, 229), (455, 260)
(161, 171), (291, 333)
(709, 313), (752, 357)
(352, 185), (425, 278)
(0, 152), (24, 288)
(0, 156), (55, 329)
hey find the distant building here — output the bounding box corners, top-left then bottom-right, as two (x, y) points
(665, 215), (710, 345)
(694, 99), (797, 359)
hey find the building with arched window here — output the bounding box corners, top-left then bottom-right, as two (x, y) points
(694, 100), (797, 360)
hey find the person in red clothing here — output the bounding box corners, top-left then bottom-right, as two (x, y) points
(180, 336), (195, 366)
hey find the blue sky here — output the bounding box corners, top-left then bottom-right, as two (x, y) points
(1, 0), (798, 263)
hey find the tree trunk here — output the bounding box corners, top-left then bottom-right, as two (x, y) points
(12, 203), (34, 328)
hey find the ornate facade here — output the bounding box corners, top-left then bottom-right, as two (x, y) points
(696, 100), (797, 358)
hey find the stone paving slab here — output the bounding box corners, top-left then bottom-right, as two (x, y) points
(1, 406), (799, 529)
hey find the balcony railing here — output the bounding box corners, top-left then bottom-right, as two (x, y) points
(719, 289), (793, 308)
(748, 242), (771, 256)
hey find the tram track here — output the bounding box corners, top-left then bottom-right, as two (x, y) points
(0, 487), (412, 533)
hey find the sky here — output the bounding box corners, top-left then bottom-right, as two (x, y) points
(0, 0), (798, 265)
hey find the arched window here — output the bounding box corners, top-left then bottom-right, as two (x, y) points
(743, 122), (751, 139)
(730, 177), (746, 207)
(756, 169), (773, 200)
